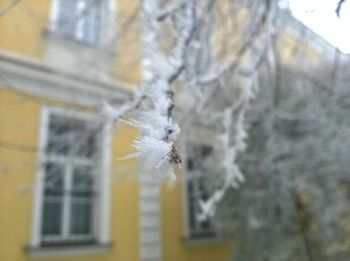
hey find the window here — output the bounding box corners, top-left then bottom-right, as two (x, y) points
(41, 114), (100, 245)
(51, 0), (104, 44)
(31, 107), (112, 250)
(185, 143), (216, 239)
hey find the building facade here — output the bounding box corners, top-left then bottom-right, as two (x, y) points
(0, 1), (337, 261)
(0, 1), (234, 260)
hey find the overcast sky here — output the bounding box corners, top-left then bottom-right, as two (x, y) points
(287, 0), (350, 53)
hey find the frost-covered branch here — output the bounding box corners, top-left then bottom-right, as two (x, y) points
(198, 74), (257, 221)
(104, 0), (200, 179)
(165, 2), (196, 83)
(238, 31), (272, 76)
(0, 0), (20, 16)
(196, 1), (276, 220)
(123, 0), (180, 179)
(157, 0), (186, 21)
(336, 0), (347, 17)
(103, 0), (199, 179)
(194, 1), (274, 86)
(102, 91), (146, 120)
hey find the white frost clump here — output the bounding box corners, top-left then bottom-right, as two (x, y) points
(129, 136), (172, 169)
(122, 112), (181, 181)
(131, 136), (177, 181)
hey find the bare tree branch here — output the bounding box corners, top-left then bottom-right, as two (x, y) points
(157, 0), (186, 21)
(0, 0), (20, 16)
(0, 140), (38, 153)
(336, 0), (347, 17)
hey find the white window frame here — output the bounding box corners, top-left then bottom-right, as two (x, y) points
(30, 106), (113, 249)
(49, 0), (116, 46)
(183, 141), (217, 240)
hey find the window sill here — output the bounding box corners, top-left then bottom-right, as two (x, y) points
(43, 28), (115, 55)
(26, 242), (112, 257)
(183, 236), (230, 246)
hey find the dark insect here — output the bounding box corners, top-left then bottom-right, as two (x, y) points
(169, 144), (182, 165)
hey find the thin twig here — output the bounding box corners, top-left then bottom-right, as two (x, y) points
(157, 0), (186, 21)
(336, 0), (347, 17)
(0, 0), (20, 17)
(0, 140), (38, 153)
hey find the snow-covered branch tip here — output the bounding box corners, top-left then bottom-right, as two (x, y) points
(119, 106), (182, 180)
(336, 0), (347, 17)
(197, 73), (258, 221)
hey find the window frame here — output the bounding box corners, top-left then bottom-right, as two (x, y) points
(30, 106), (113, 250)
(183, 141), (217, 241)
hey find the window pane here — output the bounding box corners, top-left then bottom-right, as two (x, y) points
(72, 166), (94, 196)
(46, 115), (75, 155)
(42, 163), (64, 236)
(44, 163), (64, 196)
(187, 180), (197, 233)
(74, 128), (98, 158)
(82, 0), (101, 44)
(42, 201), (63, 236)
(186, 143), (215, 238)
(70, 202), (93, 235)
(186, 144), (213, 171)
(56, 0), (77, 37)
(70, 166), (94, 235)
(55, 0), (102, 44)
(46, 115), (98, 158)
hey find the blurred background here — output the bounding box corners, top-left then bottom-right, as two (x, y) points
(0, 0), (349, 260)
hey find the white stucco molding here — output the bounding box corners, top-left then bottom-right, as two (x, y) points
(0, 50), (134, 107)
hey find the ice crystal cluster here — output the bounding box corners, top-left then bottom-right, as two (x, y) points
(124, 114), (181, 181)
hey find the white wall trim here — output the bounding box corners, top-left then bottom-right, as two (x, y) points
(139, 175), (162, 261)
(101, 0), (117, 49)
(178, 137), (191, 239)
(49, 0), (60, 32)
(0, 50), (133, 107)
(99, 119), (113, 243)
(30, 106), (50, 247)
(27, 243), (111, 257)
(108, 0), (117, 41)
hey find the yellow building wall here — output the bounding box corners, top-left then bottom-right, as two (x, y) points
(113, 0), (142, 84)
(0, 0), (49, 59)
(277, 32), (320, 65)
(0, 88), (40, 261)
